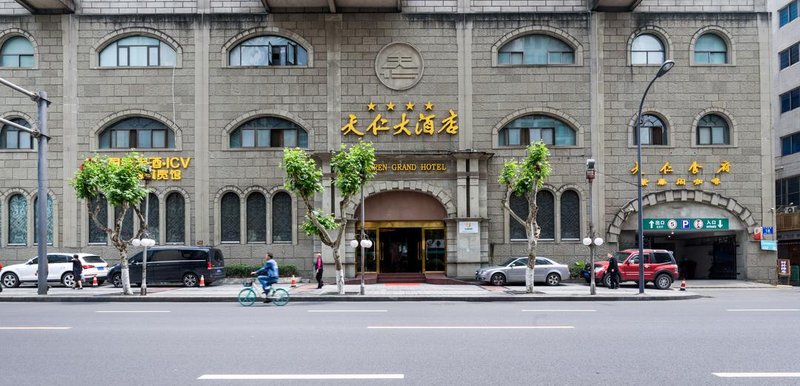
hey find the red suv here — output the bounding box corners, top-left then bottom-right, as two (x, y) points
(594, 249), (679, 290)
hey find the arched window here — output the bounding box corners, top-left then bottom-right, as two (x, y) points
(509, 195), (528, 240)
(221, 192), (240, 243)
(697, 114), (730, 145)
(99, 35), (176, 67)
(634, 114), (668, 145)
(33, 195), (54, 245)
(115, 206), (134, 241)
(560, 190), (580, 240)
(247, 193), (267, 243)
(694, 33), (728, 64)
(8, 194), (27, 245)
(230, 117), (308, 148)
(498, 115), (576, 147)
(99, 117), (175, 149)
(1, 118), (34, 150)
(88, 196), (108, 244)
(537, 191), (555, 240)
(0, 36), (34, 68)
(229, 35), (308, 66)
(631, 34), (665, 65)
(165, 192), (185, 243)
(271, 192), (292, 243)
(498, 34), (575, 65)
(139, 193), (159, 242)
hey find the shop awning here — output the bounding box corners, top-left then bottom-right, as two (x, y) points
(591, 0), (641, 12)
(262, 0), (400, 12)
(13, 0), (74, 14)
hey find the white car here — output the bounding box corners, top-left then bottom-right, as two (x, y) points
(0, 253), (109, 288)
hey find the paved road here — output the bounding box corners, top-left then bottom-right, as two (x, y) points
(1, 288), (798, 385)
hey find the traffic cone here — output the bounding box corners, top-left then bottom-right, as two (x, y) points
(679, 278), (686, 291)
(199, 275), (205, 287)
(92, 275), (98, 287)
(290, 275), (297, 288)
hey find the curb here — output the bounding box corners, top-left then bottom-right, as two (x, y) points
(0, 294), (704, 302)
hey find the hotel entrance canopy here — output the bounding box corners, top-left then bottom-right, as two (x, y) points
(591, 0), (641, 11)
(14, 0), (74, 14)
(262, 0), (400, 12)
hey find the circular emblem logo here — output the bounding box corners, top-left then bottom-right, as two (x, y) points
(667, 219), (678, 230)
(693, 219), (704, 230)
(375, 42), (424, 91)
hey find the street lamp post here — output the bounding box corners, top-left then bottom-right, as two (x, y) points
(635, 60), (674, 294)
(0, 77), (50, 295)
(584, 159), (598, 295)
(350, 184), (372, 295)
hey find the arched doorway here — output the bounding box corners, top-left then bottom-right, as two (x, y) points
(354, 191), (447, 274)
(609, 190), (757, 280)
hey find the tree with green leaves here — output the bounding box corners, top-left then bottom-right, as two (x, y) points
(499, 141), (552, 294)
(283, 142), (376, 295)
(71, 153), (149, 295)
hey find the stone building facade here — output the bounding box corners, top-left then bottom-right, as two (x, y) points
(0, 0), (779, 282)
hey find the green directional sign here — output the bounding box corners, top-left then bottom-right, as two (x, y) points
(643, 218), (728, 231)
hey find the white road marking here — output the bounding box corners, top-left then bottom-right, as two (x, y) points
(0, 327), (71, 330)
(368, 326), (573, 330)
(522, 309), (596, 312)
(726, 309), (800, 312)
(713, 373), (800, 378)
(308, 310), (388, 313)
(198, 374), (404, 380)
(95, 311), (171, 313)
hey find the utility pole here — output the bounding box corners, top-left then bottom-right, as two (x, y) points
(0, 77), (50, 295)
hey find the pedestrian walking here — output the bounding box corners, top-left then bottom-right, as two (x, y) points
(607, 253), (619, 289)
(314, 252), (324, 289)
(71, 254), (83, 289)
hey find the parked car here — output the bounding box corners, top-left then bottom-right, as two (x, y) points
(593, 249), (679, 290)
(0, 253), (108, 288)
(475, 257), (570, 286)
(107, 246), (225, 288)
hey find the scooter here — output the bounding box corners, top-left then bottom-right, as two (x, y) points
(580, 262), (592, 283)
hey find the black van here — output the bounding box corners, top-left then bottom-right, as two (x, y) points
(108, 246), (225, 287)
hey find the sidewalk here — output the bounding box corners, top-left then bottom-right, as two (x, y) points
(0, 279), (776, 302)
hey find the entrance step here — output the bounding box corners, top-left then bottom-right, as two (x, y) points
(377, 273), (426, 284)
(344, 273), (378, 285)
(424, 272), (471, 285)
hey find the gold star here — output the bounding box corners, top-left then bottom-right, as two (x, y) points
(424, 101), (434, 111)
(405, 102), (415, 111)
(386, 102), (395, 111)
(367, 102), (376, 112)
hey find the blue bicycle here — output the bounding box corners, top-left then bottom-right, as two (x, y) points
(237, 279), (290, 307)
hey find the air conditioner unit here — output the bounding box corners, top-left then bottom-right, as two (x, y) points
(786, 206), (797, 213)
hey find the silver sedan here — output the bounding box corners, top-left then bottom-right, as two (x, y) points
(475, 257), (570, 286)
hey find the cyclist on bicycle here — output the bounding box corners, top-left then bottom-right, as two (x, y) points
(251, 252), (279, 302)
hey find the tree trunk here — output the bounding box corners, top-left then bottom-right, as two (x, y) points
(332, 248), (346, 295)
(119, 250), (133, 295)
(526, 266), (535, 293)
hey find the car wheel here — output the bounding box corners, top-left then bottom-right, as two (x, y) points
(182, 273), (198, 287)
(654, 274), (672, 290)
(490, 273), (506, 286)
(62, 272), (76, 287)
(545, 272), (561, 286)
(1, 272), (20, 288)
(603, 273), (611, 287)
(111, 273), (122, 288)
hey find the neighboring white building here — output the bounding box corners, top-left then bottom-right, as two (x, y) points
(0, 0), (780, 282)
(771, 0), (800, 281)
